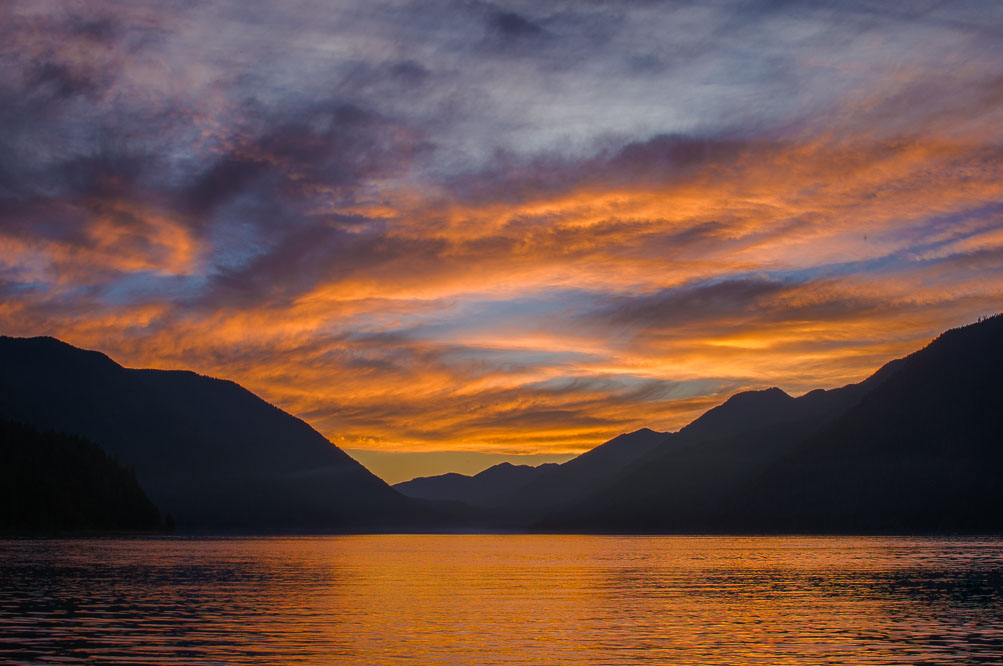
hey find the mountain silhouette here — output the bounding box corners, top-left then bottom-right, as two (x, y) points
(678, 387), (795, 441)
(391, 367), (907, 523)
(395, 428), (671, 515)
(395, 461), (558, 507)
(485, 374), (893, 522)
(4, 315), (1000, 534)
(0, 336), (443, 531)
(495, 427), (671, 515)
(1, 418), (163, 533)
(537, 315), (1003, 533)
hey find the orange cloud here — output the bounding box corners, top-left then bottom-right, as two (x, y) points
(6, 126), (1003, 464)
(3, 1), (1003, 481)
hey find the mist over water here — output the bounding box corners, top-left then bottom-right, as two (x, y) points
(2, 536), (1002, 664)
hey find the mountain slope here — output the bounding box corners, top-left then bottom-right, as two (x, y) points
(736, 315), (1003, 532)
(539, 316), (1003, 532)
(0, 336), (434, 530)
(678, 387), (796, 442)
(0, 418), (163, 533)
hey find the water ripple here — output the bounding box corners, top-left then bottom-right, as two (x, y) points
(2, 536), (1003, 663)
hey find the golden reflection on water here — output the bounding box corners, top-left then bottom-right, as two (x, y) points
(2, 535), (1003, 664)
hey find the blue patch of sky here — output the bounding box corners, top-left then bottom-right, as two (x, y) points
(98, 272), (208, 306)
(398, 287), (604, 340)
(439, 345), (602, 373)
(526, 373), (727, 404)
(206, 207), (279, 274)
(0, 280), (47, 295)
(766, 201), (1003, 285)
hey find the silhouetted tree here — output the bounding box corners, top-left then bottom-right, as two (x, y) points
(0, 419), (163, 533)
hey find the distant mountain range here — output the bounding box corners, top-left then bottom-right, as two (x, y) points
(3, 314), (1001, 533)
(537, 314), (1003, 533)
(396, 461), (560, 507)
(399, 315), (1003, 533)
(396, 428), (671, 515)
(393, 371), (891, 519)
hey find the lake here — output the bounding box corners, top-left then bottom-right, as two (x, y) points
(2, 535), (1002, 663)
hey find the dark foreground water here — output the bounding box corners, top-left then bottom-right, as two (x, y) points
(2, 536), (1003, 664)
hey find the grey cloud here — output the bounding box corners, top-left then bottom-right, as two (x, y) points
(586, 276), (914, 339)
(25, 61), (113, 101)
(2, 0), (1001, 316)
(441, 133), (751, 206)
(388, 60), (430, 85)
(202, 226), (449, 307)
(601, 279), (791, 331)
(487, 10), (546, 39)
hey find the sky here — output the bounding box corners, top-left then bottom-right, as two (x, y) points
(2, 1), (1002, 484)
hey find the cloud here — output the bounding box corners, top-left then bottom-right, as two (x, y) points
(2, 0), (1003, 477)
(488, 10), (547, 40)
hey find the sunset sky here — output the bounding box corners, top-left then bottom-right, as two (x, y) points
(3, 1), (1002, 483)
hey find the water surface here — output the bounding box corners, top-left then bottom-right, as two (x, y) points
(2, 535), (1002, 663)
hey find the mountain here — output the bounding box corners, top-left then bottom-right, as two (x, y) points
(6, 315), (999, 534)
(402, 377), (886, 520)
(395, 462), (558, 507)
(538, 315), (1003, 533)
(678, 387), (796, 442)
(735, 314), (1003, 532)
(487, 376), (886, 521)
(0, 418), (163, 534)
(495, 428), (671, 515)
(394, 428), (671, 515)
(0, 336), (439, 531)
